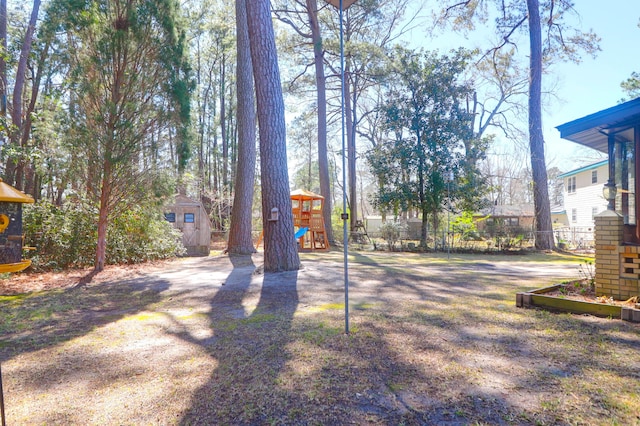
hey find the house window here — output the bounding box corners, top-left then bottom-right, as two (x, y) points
(567, 176), (576, 193)
(592, 206), (599, 219)
(507, 217), (519, 226)
(184, 213), (195, 223)
(164, 212), (176, 223)
(591, 170), (598, 184)
(571, 208), (577, 223)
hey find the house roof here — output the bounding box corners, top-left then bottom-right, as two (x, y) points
(556, 97), (640, 153)
(477, 204), (535, 217)
(557, 159), (608, 178)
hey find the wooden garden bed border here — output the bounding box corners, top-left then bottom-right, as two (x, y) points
(516, 284), (640, 323)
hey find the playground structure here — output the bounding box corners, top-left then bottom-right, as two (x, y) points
(290, 189), (329, 251)
(255, 189), (329, 251)
(0, 179), (34, 273)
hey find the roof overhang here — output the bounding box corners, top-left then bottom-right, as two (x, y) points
(556, 97), (640, 153)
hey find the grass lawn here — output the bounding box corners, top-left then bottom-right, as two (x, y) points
(1, 250), (639, 425)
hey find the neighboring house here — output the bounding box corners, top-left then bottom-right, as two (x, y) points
(550, 204), (569, 227)
(164, 194), (212, 256)
(474, 204), (535, 237)
(556, 160), (608, 248)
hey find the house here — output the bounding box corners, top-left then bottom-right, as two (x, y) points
(164, 194), (212, 256)
(555, 160), (608, 248)
(557, 97), (640, 300)
(474, 204), (535, 238)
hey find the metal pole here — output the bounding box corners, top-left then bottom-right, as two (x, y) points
(339, 0), (349, 335)
(447, 171), (453, 259)
(1, 362), (6, 426)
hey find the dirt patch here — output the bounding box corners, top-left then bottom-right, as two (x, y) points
(0, 260), (176, 295)
(1, 252), (639, 425)
(544, 279), (639, 308)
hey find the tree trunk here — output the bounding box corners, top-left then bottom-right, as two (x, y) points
(344, 73), (357, 232)
(246, 0), (300, 272)
(5, 0), (41, 188)
(306, 0), (334, 245)
(0, 0), (6, 118)
(227, 0), (257, 255)
(527, 0), (554, 250)
(95, 161), (112, 272)
(220, 58), (228, 191)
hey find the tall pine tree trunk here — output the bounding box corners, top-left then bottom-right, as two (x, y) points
(95, 160), (112, 272)
(246, 0), (300, 272)
(527, 0), (554, 250)
(344, 73), (357, 232)
(307, 0), (334, 245)
(0, 0), (6, 119)
(5, 0), (41, 188)
(227, 0), (257, 255)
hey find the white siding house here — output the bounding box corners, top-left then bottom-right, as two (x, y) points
(556, 160), (608, 248)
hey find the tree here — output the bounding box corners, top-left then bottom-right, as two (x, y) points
(620, 20), (640, 100)
(439, 0), (599, 250)
(273, 0), (335, 245)
(226, 0), (256, 255)
(369, 47), (477, 247)
(245, 0), (300, 272)
(325, 0), (414, 233)
(2, 0), (42, 190)
(621, 72), (640, 100)
(526, 0), (554, 249)
(56, 0), (192, 271)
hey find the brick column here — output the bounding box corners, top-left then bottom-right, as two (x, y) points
(594, 210), (623, 298)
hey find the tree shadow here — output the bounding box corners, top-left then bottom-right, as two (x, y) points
(0, 276), (171, 362)
(178, 254), (299, 424)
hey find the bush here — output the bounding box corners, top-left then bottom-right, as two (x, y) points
(23, 200), (185, 270)
(379, 221), (405, 251)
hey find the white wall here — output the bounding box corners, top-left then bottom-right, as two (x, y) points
(563, 163), (608, 229)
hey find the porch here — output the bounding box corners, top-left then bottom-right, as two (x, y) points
(557, 97), (640, 299)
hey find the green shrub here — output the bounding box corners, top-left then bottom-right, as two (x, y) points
(23, 200), (185, 270)
(379, 221), (405, 251)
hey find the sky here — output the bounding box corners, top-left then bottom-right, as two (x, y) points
(543, 2), (639, 169)
(406, 1), (640, 172)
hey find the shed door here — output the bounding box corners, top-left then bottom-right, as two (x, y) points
(182, 212), (197, 247)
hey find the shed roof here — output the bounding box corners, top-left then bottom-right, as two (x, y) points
(0, 179), (34, 203)
(556, 97), (640, 153)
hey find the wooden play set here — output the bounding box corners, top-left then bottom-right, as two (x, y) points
(256, 189), (329, 251)
(290, 189), (329, 251)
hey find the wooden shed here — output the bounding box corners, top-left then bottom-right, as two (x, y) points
(164, 194), (211, 256)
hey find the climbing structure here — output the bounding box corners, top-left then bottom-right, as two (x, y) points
(290, 189), (329, 251)
(0, 179), (34, 272)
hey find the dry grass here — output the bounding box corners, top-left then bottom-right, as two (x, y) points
(1, 251), (639, 425)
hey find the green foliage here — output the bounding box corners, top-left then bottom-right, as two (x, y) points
(578, 260), (596, 292)
(378, 221), (405, 251)
(450, 211), (480, 243)
(621, 71), (640, 101)
(23, 200), (185, 270)
(368, 46), (482, 245)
